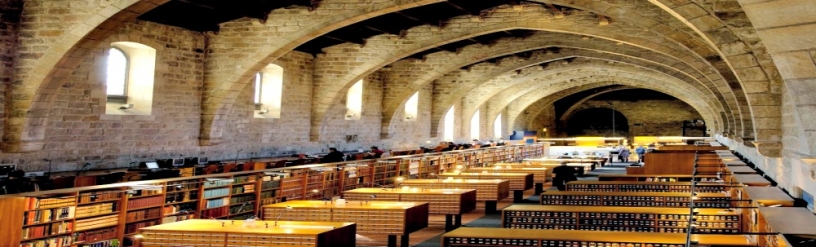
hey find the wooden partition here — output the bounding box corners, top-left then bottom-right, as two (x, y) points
(657, 145), (728, 151)
(642, 151), (697, 174)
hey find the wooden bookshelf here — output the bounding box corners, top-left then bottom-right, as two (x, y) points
(399, 178), (510, 213)
(0, 144), (545, 247)
(441, 228), (755, 247)
(262, 200), (428, 236)
(136, 219), (355, 247)
(502, 205), (742, 234)
(539, 191), (736, 208)
(566, 181), (729, 193)
(597, 174), (721, 182)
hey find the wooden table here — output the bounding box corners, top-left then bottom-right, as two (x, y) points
(342, 188), (477, 231)
(440, 228), (756, 247)
(724, 160), (748, 166)
(758, 207), (816, 247)
(466, 167), (548, 194)
(742, 187), (794, 207)
(263, 200), (429, 247)
(733, 174), (772, 186)
(523, 158), (597, 174)
(726, 165), (757, 174)
(399, 178), (510, 214)
(136, 219), (356, 247)
(438, 172), (533, 203)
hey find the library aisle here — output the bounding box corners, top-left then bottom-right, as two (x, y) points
(397, 162), (629, 247)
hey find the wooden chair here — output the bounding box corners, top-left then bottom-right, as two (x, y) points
(272, 160), (288, 168)
(241, 163), (254, 171)
(354, 153), (365, 160)
(221, 163), (237, 173)
(202, 164), (219, 175)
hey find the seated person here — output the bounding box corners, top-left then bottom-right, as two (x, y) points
(1, 169), (39, 195)
(321, 148), (346, 163)
(365, 146), (385, 159)
(433, 141), (449, 152)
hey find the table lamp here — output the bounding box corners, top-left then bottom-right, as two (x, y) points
(272, 205), (293, 227)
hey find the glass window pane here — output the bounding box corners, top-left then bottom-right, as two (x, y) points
(254, 73), (262, 104)
(106, 48), (127, 95)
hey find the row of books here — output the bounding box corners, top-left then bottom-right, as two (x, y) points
(73, 227), (117, 244)
(161, 214), (194, 224)
(231, 184), (255, 194)
(203, 188), (230, 199)
(162, 203), (196, 216)
(125, 208), (162, 222)
(126, 196), (162, 210)
(19, 236), (72, 247)
(76, 203), (115, 218)
(233, 175), (257, 184)
(78, 192), (120, 204)
(24, 206), (75, 225)
(205, 198), (228, 209)
(21, 221), (73, 239)
(25, 197), (76, 210)
(76, 239), (118, 247)
(75, 215), (118, 232)
(124, 220), (159, 234)
(203, 180), (233, 188)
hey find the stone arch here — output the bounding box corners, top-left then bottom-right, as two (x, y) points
(451, 60), (722, 139)
(4, 0), (163, 152)
(500, 80), (719, 138)
(558, 86), (633, 123)
(379, 34), (740, 139)
(306, 5), (744, 143)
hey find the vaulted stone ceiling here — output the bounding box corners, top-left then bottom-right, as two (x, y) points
(6, 0), (787, 158)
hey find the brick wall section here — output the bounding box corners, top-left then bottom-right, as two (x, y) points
(0, 0), (22, 143)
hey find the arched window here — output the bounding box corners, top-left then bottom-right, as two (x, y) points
(105, 42), (156, 115)
(443, 106), (455, 141)
(470, 110), (480, 140)
(404, 91), (419, 121)
(106, 48), (128, 97)
(254, 64), (283, 118)
(345, 80), (363, 120)
(494, 114), (502, 139)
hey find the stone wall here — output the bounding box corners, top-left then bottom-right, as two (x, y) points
(561, 99), (704, 138)
(0, 0), (22, 145)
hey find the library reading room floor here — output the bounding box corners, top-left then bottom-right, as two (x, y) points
(356, 163), (628, 247)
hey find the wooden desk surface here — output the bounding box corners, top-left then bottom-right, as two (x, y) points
(733, 174), (771, 186)
(759, 207), (816, 235)
(724, 160), (748, 166)
(139, 219), (352, 235)
(442, 228), (754, 245)
(727, 166), (757, 174)
(343, 188), (476, 195)
(439, 172), (531, 177)
(504, 205), (738, 215)
(401, 179), (508, 184)
(470, 167), (548, 171)
(541, 190), (729, 198)
(743, 187), (794, 207)
(264, 200), (426, 210)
